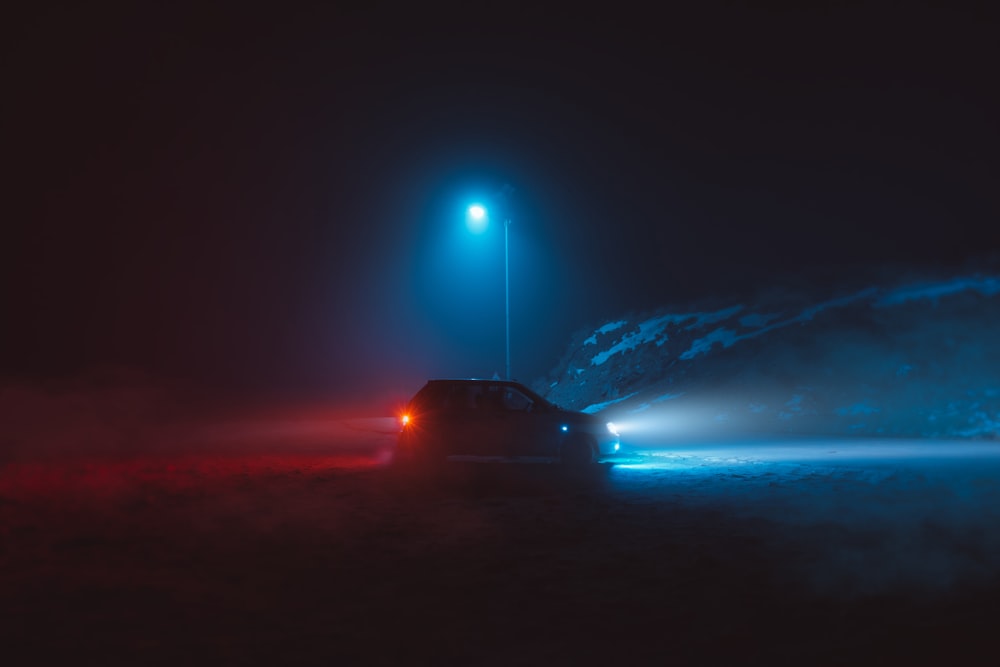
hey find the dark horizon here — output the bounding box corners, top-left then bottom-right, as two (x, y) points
(4, 2), (998, 403)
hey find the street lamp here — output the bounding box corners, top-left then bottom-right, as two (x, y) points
(466, 204), (488, 234)
(466, 202), (511, 380)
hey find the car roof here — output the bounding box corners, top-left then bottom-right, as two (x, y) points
(426, 378), (525, 385)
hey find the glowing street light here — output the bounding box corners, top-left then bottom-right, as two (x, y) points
(466, 201), (511, 380)
(466, 204), (488, 233)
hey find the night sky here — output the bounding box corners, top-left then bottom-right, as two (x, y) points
(4, 2), (998, 404)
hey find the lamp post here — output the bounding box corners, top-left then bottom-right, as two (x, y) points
(503, 215), (510, 381)
(466, 203), (511, 380)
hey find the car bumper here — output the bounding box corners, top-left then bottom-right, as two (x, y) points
(595, 437), (621, 460)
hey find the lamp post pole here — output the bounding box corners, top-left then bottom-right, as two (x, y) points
(466, 201), (512, 380)
(504, 217), (510, 381)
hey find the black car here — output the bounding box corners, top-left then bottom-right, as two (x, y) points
(396, 379), (620, 465)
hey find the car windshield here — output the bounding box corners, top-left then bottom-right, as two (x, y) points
(412, 381), (561, 413)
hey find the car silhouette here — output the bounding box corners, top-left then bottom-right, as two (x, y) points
(396, 379), (620, 465)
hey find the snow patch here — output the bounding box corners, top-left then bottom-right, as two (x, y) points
(686, 305), (744, 329)
(779, 395), (805, 421)
(798, 288), (878, 321)
(877, 276), (1000, 307)
(680, 327), (740, 360)
(583, 320), (628, 345)
(581, 392), (639, 414)
(678, 289), (879, 361)
(836, 403), (881, 416)
(589, 306), (748, 366)
(590, 314), (692, 365)
(739, 312), (781, 328)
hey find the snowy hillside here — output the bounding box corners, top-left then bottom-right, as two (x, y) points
(539, 274), (1000, 441)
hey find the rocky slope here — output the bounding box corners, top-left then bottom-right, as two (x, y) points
(538, 273), (1000, 441)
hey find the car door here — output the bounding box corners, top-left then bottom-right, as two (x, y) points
(469, 383), (511, 456)
(501, 386), (560, 458)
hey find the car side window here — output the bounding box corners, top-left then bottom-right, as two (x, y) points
(438, 384), (469, 411)
(502, 388), (533, 412)
(473, 385), (502, 411)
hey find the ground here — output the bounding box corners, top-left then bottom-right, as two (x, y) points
(3, 408), (1000, 665)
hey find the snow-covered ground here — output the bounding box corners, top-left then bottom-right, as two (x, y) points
(4, 399), (1000, 665)
(614, 440), (1000, 596)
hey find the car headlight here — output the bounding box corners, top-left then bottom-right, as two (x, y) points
(606, 422), (619, 436)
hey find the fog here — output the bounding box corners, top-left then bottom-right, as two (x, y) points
(612, 439), (1000, 596)
(6, 374), (1000, 603)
